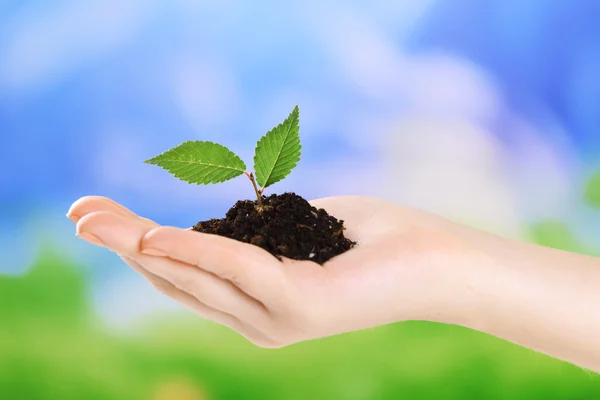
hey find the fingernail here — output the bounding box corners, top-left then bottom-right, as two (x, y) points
(77, 232), (106, 247)
(67, 213), (80, 223)
(141, 248), (167, 257)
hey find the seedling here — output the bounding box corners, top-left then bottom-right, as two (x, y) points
(144, 105), (301, 208)
(143, 105), (355, 264)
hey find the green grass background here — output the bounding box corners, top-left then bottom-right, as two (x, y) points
(2, 175), (599, 399)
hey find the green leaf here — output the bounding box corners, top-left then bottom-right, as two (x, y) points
(584, 171), (600, 209)
(144, 141), (246, 185)
(254, 105), (301, 189)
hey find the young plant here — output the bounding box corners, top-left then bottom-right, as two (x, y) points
(144, 106), (301, 207)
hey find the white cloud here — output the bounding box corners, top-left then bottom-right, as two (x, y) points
(312, 6), (407, 101)
(353, 0), (437, 39)
(1, 0), (159, 91)
(308, 4), (503, 154)
(257, 89), (330, 141)
(305, 6), (571, 235)
(382, 117), (523, 237)
(403, 54), (502, 123)
(94, 126), (251, 210)
(171, 56), (241, 137)
(503, 116), (577, 221)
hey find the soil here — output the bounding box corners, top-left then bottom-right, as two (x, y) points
(192, 192), (356, 264)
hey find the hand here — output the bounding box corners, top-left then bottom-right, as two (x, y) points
(68, 195), (600, 371)
(67, 195), (475, 347)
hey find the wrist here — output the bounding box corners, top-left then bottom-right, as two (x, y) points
(387, 223), (502, 327)
(414, 228), (511, 328)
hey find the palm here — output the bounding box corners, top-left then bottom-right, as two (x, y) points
(287, 196), (409, 283)
(280, 196), (444, 337)
(311, 196), (403, 244)
(69, 195), (452, 347)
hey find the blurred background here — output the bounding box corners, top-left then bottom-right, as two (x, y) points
(1, 0), (600, 398)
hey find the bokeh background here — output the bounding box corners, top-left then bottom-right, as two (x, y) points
(2, 0), (600, 399)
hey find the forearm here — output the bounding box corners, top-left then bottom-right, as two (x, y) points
(459, 234), (600, 372)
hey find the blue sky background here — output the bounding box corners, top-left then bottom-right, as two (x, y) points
(1, 0), (598, 328)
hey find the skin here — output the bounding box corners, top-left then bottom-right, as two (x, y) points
(67, 196), (600, 372)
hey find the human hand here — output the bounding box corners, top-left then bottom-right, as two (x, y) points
(68, 194), (600, 371)
(67, 195), (481, 347)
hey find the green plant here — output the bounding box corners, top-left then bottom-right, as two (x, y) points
(144, 106), (301, 206)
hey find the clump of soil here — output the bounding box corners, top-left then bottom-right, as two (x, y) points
(192, 192), (356, 264)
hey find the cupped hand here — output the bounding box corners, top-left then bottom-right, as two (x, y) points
(67, 195), (478, 347)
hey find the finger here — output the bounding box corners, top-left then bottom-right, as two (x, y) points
(77, 211), (270, 324)
(68, 196), (146, 224)
(121, 256), (275, 345)
(120, 256), (238, 326)
(140, 226), (284, 302)
(132, 253), (269, 326)
(76, 210), (152, 253)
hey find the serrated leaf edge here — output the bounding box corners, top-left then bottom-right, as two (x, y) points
(253, 105), (301, 189)
(145, 140), (245, 170)
(144, 140), (247, 185)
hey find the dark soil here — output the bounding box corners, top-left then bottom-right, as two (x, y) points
(192, 192), (356, 264)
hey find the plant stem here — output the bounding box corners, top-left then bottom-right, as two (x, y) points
(246, 172), (263, 206)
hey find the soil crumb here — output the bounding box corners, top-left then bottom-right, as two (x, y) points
(192, 192), (356, 264)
